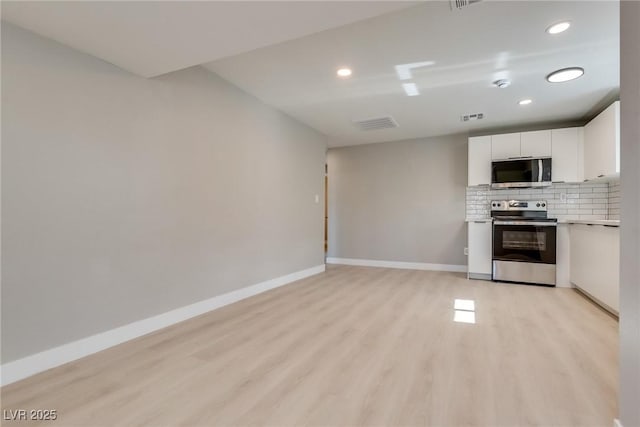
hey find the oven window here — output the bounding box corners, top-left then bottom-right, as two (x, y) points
(492, 160), (534, 183)
(502, 230), (547, 251)
(493, 224), (556, 264)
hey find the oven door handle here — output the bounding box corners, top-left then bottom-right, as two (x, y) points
(494, 221), (557, 227)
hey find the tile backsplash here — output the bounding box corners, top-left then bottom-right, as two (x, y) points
(466, 181), (619, 221)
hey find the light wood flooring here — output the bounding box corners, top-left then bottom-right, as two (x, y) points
(1, 265), (618, 426)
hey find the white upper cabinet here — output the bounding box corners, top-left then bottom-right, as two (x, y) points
(491, 133), (521, 159)
(551, 127), (583, 183)
(468, 136), (492, 186)
(584, 101), (620, 180)
(491, 131), (551, 160)
(467, 105), (619, 187)
(520, 130), (552, 157)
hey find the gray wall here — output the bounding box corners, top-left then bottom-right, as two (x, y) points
(327, 135), (467, 266)
(1, 23), (327, 363)
(619, 1), (640, 426)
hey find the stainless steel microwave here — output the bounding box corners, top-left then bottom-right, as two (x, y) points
(491, 157), (552, 188)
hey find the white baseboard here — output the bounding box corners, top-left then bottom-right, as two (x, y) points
(0, 264), (325, 387)
(614, 418), (623, 427)
(326, 257), (466, 273)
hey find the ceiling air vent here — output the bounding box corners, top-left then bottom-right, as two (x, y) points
(353, 116), (399, 131)
(450, 0), (482, 10)
(461, 113), (484, 122)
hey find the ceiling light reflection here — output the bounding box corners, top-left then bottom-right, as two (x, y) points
(454, 310), (476, 324)
(402, 83), (420, 96)
(495, 51), (510, 70)
(395, 61), (435, 80)
(454, 299), (475, 311)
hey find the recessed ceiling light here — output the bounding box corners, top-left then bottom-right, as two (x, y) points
(336, 68), (352, 77)
(547, 21), (571, 35)
(519, 99), (533, 105)
(546, 67), (584, 83)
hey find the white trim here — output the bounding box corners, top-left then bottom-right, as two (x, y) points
(468, 272), (492, 281)
(326, 257), (466, 273)
(614, 419), (623, 427)
(0, 264), (325, 386)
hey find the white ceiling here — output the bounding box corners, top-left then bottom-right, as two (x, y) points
(2, 1), (619, 147)
(0, 1), (419, 78)
(205, 1), (620, 146)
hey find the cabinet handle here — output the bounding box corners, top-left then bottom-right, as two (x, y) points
(598, 174), (605, 178)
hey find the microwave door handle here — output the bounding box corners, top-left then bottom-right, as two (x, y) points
(538, 159), (543, 182)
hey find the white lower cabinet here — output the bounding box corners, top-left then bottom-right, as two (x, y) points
(468, 221), (492, 280)
(570, 224), (620, 314)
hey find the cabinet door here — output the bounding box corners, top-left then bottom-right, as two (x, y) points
(570, 224), (619, 313)
(584, 101), (620, 179)
(468, 221), (492, 278)
(521, 130), (552, 157)
(570, 225), (588, 289)
(491, 133), (521, 160)
(551, 128), (581, 182)
(468, 136), (492, 186)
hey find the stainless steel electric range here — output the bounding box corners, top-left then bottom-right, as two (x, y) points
(491, 200), (557, 286)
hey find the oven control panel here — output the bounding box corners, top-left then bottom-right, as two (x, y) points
(491, 200), (547, 212)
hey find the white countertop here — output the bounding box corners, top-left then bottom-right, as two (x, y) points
(559, 219), (620, 226)
(466, 218), (620, 227)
